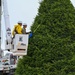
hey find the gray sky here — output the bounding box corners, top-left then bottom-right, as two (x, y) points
(1, 0), (75, 50)
(71, 0), (75, 6)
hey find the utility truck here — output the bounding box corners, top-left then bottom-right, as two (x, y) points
(0, 0), (29, 74)
(0, 52), (18, 74)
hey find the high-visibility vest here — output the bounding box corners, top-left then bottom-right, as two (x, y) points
(12, 24), (22, 37)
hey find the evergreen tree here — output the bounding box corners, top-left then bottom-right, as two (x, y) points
(15, 0), (75, 75)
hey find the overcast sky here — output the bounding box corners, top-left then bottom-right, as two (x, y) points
(1, 0), (75, 50)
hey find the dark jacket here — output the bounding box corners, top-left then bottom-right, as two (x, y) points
(22, 28), (26, 34)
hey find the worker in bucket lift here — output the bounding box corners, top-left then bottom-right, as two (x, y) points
(22, 23), (33, 38)
(22, 23), (27, 34)
(12, 21), (22, 38)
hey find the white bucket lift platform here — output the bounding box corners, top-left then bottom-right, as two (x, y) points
(9, 34), (29, 56)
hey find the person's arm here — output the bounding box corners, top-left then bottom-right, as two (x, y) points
(12, 25), (16, 36)
(26, 31), (31, 34)
(12, 30), (14, 36)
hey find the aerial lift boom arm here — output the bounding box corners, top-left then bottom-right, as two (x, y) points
(3, 0), (12, 51)
(3, 0), (10, 29)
